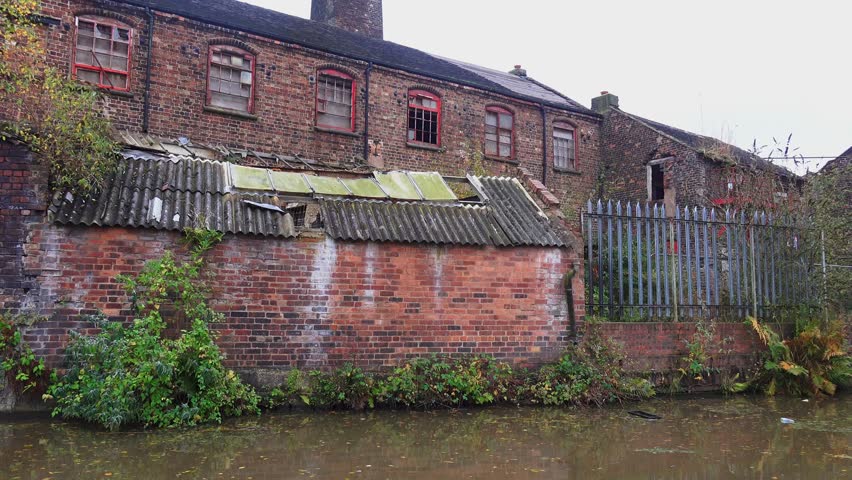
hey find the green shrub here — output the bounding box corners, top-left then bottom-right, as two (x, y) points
(0, 315), (49, 396)
(265, 347), (653, 411)
(526, 326), (654, 406)
(45, 231), (259, 430)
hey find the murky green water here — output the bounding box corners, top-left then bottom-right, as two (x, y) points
(1, 395), (849, 479)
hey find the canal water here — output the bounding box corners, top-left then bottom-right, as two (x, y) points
(1, 395), (849, 479)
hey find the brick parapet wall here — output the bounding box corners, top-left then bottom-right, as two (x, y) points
(596, 322), (775, 373)
(10, 224), (583, 370)
(33, 0), (602, 217)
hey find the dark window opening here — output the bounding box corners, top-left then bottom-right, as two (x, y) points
(650, 163), (665, 201)
(407, 90), (440, 145)
(288, 204), (307, 227)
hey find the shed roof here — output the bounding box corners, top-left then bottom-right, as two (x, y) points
(50, 151), (571, 247)
(113, 0), (596, 116)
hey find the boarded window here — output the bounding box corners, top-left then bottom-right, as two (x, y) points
(74, 17), (131, 91)
(407, 90), (440, 145)
(553, 122), (576, 170)
(485, 107), (513, 158)
(208, 46), (254, 113)
(316, 70), (355, 131)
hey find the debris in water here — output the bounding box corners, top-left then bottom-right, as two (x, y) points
(780, 417), (795, 424)
(628, 410), (662, 420)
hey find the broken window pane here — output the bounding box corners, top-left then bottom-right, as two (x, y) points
(316, 71), (354, 130)
(74, 18), (132, 90)
(407, 91), (440, 145)
(208, 47), (254, 112)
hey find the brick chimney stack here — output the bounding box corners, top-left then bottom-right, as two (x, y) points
(311, 0), (383, 40)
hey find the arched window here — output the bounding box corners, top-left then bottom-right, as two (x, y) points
(73, 16), (132, 91)
(207, 45), (255, 113)
(316, 69), (355, 131)
(407, 90), (441, 145)
(553, 121), (577, 170)
(485, 106), (513, 158)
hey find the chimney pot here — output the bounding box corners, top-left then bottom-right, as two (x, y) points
(509, 65), (527, 77)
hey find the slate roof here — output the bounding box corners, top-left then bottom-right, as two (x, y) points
(50, 151), (571, 247)
(114, 0), (596, 116)
(617, 109), (796, 177)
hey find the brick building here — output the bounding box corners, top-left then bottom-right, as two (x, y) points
(27, 0), (602, 215)
(593, 92), (801, 211)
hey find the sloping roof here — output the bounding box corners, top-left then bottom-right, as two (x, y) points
(616, 109), (795, 177)
(51, 153), (297, 236)
(820, 146), (852, 174)
(114, 0), (596, 116)
(50, 151), (571, 247)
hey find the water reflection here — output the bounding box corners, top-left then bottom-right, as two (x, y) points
(0, 395), (849, 479)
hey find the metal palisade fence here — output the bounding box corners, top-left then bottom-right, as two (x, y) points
(583, 200), (821, 322)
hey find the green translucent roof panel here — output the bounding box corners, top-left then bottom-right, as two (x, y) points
(305, 175), (350, 196)
(270, 171), (312, 194)
(374, 172), (422, 200)
(408, 172), (457, 201)
(341, 178), (387, 198)
(231, 164), (272, 190)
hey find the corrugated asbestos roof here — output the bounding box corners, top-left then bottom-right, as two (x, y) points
(50, 152), (570, 247)
(51, 153), (297, 237)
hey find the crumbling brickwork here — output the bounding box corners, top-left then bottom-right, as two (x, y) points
(0, 143), (49, 313)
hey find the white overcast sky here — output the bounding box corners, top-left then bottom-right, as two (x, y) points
(243, 0), (849, 174)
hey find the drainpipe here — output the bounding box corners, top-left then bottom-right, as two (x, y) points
(142, 7), (155, 133)
(564, 265), (577, 342)
(362, 62), (373, 161)
(539, 104), (547, 186)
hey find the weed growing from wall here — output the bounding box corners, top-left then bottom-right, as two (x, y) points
(45, 230), (260, 430)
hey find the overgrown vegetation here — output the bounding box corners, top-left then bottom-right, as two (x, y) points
(1, 0), (119, 192)
(45, 229), (259, 430)
(264, 325), (654, 411)
(731, 317), (851, 397)
(0, 314), (49, 396)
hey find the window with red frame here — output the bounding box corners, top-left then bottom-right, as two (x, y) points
(74, 17), (131, 91)
(485, 107), (513, 158)
(207, 46), (255, 113)
(553, 122), (576, 170)
(316, 69), (355, 131)
(407, 90), (440, 145)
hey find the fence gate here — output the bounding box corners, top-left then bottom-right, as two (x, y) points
(583, 200), (820, 321)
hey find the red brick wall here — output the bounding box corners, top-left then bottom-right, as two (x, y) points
(12, 224), (583, 370)
(33, 0), (602, 217)
(600, 108), (709, 208)
(597, 322), (771, 373)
